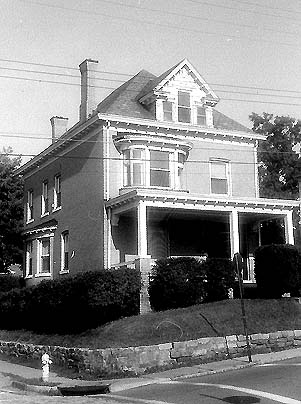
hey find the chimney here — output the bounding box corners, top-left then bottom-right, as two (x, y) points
(79, 58), (99, 123)
(50, 116), (68, 143)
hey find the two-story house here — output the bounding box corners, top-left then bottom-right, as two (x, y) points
(17, 58), (299, 300)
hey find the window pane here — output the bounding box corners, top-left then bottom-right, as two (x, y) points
(150, 170), (170, 187)
(133, 163), (143, 185)
(132, 149), (143, 159)
(197, 107), (206, 125)
(178, 91), (190, 107)
(150, 150), (169, 169)
(211, 162), (227, 178)
(178, 107), (191, 123)
(211, 178), (228, 194)
(42, 239), (50, 255)
(41, 257), (50, 273)
(163, 101), (173, 121)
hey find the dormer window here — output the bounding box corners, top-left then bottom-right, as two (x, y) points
(163, 101), (173, 122)
(178, 91), (191, 123)
(197, 106), (206, 126)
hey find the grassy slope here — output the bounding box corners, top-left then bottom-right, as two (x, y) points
(0, 299), (301, 349)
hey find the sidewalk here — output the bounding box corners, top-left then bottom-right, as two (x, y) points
(1, 348), (301, 396)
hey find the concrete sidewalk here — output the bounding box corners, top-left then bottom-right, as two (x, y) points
(1, 348), (301, 396)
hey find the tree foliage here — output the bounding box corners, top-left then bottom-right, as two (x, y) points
(249, 112), (301, 200)
(0, 147), (23, 272)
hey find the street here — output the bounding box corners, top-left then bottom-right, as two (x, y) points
(1, 357), (301, 404)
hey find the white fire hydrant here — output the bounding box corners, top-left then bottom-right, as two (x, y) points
(41, 352), (53, 382)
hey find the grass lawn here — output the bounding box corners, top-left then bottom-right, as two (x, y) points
(0, 299), (301, 349)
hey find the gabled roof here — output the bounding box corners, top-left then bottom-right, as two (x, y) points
(138, 58), (219, 104)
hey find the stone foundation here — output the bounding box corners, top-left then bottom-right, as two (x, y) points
(1, 330), (301, 377)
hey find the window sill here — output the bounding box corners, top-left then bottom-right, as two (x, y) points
(41, 212), (50, 218)
(25, 275), (33, 279)
(35, 273), (52, 278)
(26, 219), (34, 225)
(59, 269), (70, 275)
(52, 206), (62, 213)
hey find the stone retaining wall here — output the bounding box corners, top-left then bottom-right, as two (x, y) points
(1, 330), (301, 377)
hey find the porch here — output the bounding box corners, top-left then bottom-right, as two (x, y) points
(105, 189), (298, 283)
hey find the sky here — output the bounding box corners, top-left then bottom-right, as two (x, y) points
(2, 0), (301, 163)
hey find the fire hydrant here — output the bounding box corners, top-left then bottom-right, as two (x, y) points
(41, 352), (53, 382)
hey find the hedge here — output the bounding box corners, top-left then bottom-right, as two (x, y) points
(254, 244), (301, 298)
(0, 267), (141, 334)
(0, 274), (24, 293)
(149, 257), (235, 311)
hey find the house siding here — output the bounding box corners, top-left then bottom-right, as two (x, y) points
(23, 128), (105, 285)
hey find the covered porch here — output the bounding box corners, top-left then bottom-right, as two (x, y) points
(106, 189), (298, 283)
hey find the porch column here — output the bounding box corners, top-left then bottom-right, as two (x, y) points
(230, 209), (240, 258)
(284, 211), (294, 244)
(137, 201), (148, 257)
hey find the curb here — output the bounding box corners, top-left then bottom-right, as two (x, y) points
(11, 380), (111, 396)
(11, 381), (61, 396)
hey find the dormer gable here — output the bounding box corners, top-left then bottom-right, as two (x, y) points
(138, 59), (219, 127)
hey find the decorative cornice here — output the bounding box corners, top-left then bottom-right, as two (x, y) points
(105, 189), (299, 212)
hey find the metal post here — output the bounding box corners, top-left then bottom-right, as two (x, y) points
(234, 253), (252, 363)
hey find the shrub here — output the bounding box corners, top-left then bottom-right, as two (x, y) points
(0, 274), (24, 293)
(0, 267), (141, 334)
(148, 257), (207, 311)
(202, 258), (236, 302)
(254, 244), (301, 298)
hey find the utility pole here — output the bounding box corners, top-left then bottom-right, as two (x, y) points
(234, 253), (252, 363)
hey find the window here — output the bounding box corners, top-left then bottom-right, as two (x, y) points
(38, 238), (51, 274)
(178, 91), (191, 123)
(197, 106), (206, 126)
(162, 101), (173, 121)
(41, 180), (49, 215)
(25, 241), (33, 277)
(27, 190), (34, 222)
(54, 174), (61, 209)
(210, 161), (229, 195)
(61, 231), (69, 272)
(150, 150), (170, 187)
(124, 149), (145, 186)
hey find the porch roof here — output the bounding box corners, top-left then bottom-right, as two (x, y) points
(106, 189), (299, 214)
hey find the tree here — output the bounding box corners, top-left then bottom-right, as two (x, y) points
(249, 112), (301, 200)
(0, 148), (23, 273)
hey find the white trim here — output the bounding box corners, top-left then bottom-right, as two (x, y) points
(284, 211), (294, 244)
(60, 231), (69, 273)
(35, 273), (52, 278)
(137, 201), (147, 257)
(230, 209), (240, 258)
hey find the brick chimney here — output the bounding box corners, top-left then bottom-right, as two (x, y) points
(50, 116), (68, 143)
(79, 58), (99, 123)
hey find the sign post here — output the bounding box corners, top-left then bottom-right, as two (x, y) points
(234, 253), (252, 363)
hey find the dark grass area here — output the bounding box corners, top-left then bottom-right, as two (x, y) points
(1, 299), (301, 349)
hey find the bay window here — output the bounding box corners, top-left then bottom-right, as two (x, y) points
(150, 150), (170, 187)
(123, 147), (186, 189)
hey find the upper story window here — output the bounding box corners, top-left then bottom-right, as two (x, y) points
(41, 180), (49, 216)
(163, 101), (173, 122)
(150, 150), (170, 187)
(178, 91), (191, 123)
(54, 174), (61, 210)
(124, 149), (145, 186)
(210, 160), (230, 195)
(197, 106), (206, 126)
(26, 189), (34, 222)
(123, 147), (186, 189)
